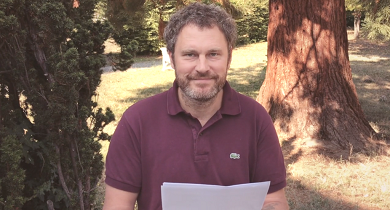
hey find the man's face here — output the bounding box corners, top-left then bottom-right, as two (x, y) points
(169, 24), (232, 102)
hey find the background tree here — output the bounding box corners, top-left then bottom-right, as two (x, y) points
(346, 0), (365, 39)
(105, 0), (254, 63)
(235, 0), (269, 45)
(257, 0), (382, 158)
(361, 0), (390, 41)
(0, 0), (114, 209)
(106, 0), (171, 70)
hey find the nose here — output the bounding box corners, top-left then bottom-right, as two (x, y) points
(196, 55), (209, 73)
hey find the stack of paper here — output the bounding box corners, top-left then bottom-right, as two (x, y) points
(161, 181), (270, 210)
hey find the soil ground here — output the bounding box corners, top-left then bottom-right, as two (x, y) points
(348, 31), (390, 141)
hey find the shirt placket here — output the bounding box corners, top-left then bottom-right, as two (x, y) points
(186, 117), (208, 162)
(186, 111), (223, 162)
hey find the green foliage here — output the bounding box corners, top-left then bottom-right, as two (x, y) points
(137, 0), (176, 54)
(345, 9), (365, 27)
(106, 0), (155, 68)
(235, 1), (269, 45)
(95, 0), (108, 20)
(0, 135), (27, 209)
(363, 3), (390, 41)
(105, 0), (269, 59)
(360, 0), (390, 41)
(346, 0), (364, 12)
(107, 0), (175, 59)
(0, 0), (114, 209)
(345, 0), (366, 29)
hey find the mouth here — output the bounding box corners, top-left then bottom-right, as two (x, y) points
(188, 75), (218, 81)
(187, 72), (218, 81)
(192, 77), (214, 80)
(189, 78), (216, 86)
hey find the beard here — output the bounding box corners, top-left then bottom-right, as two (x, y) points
(176, 71), (226, 102)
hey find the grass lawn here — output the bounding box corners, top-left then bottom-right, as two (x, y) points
(96, 33), (390, 209)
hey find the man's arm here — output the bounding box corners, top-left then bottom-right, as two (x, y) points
(103, 184), (138, 210)
(262, 188), (289, 210)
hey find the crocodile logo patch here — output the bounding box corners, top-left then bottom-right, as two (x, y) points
(230, 153), (240, 159)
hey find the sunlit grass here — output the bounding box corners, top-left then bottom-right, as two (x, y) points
(287, 154), (390, 209)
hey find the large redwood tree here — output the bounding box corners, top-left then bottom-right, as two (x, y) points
(257, 0), (380, 157)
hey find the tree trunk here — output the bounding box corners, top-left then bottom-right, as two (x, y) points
(157, 0), (166, 40)
(354, 14), (361, 39)
(257, 0), (378, 158)
(158, 16), (166, 40)
(69, 138), (85, 210)
(55, 144), (72, 201)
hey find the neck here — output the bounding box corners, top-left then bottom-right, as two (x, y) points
(178, 88), (223, 126)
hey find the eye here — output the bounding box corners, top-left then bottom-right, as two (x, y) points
(209, 52), (218, 57)
(185, 53), (195, 57)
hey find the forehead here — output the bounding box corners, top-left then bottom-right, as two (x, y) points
(175, 24), (228, 50)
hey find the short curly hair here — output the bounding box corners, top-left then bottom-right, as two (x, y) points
(163, 2), (237, 55)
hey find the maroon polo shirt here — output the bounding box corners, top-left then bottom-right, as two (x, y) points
(105, 81), (286, 210)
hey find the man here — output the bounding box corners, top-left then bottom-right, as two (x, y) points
(103, 3), (288, 210)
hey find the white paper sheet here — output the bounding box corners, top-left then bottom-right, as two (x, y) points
(161, 181), (270, 210)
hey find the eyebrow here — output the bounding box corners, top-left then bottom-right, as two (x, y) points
(209, 48), (223, 51)
(180, 49), (197, 54)
(180, 48), (223, 54)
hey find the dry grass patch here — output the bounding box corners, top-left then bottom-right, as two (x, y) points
(286, 154), (390, 210)
(349, 34), (390, 138)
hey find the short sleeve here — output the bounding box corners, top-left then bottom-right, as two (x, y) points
(253, 107), (286, 193)
(105, 110), (142, 193)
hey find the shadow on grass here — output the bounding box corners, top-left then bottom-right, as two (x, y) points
(350, 59), (390, 139)
(131, 59), (162, 69)
(282, 138), (385, 210)
(119, 82), (173, 104)
(348, 39), (390, 59)
(228, 63), (267, 99)
(286, 177), (382, 210)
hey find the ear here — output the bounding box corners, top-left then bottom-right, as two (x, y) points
(168, 51), (175, 69)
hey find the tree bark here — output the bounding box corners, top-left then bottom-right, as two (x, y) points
(47, 200), (55, 210)
(69, 138), (85, 210)
(28, 24), (55, 85)
(257, 0), (378, 158)
(54, 144), (72, 200)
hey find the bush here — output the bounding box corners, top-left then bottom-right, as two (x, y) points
(235, 2), (269, 45)
(0, 0), (114, 209)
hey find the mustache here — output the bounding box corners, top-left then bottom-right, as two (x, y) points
(187, 72), (218, 80)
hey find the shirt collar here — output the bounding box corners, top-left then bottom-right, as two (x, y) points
(167, 80), (241, 116)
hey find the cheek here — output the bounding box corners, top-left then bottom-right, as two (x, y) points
(175, 61), (194, 72)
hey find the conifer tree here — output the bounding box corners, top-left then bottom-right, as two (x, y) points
(0, 0), (114, 209)
(361, 0), (390, 41)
